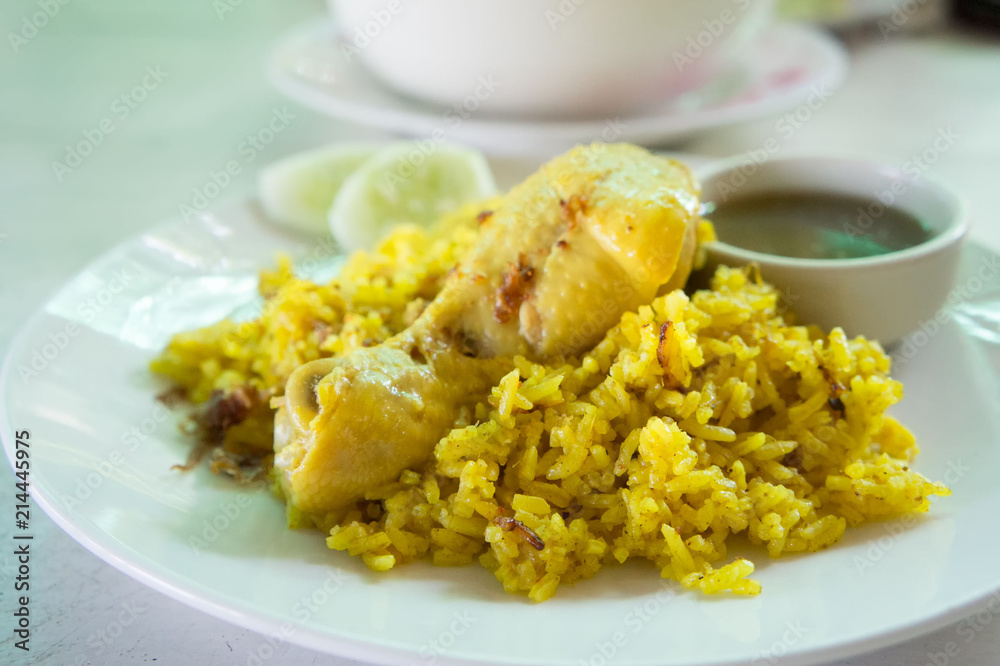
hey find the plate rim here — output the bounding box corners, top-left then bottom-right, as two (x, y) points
(3, 198), (1000, 666)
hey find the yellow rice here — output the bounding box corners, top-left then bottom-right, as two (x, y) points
(152, 203), (950, 601)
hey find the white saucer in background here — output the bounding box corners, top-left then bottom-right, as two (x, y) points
(268, 21), (849, 155)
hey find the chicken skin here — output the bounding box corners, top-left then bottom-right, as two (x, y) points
(274, 143), (701, 514)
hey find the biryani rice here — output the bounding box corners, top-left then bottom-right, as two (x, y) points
(152, 203), (950, 601)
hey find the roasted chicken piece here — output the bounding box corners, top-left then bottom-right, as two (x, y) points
(274, 143), (701, 514)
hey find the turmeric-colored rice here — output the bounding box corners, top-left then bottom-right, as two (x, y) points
(152, 203), (950, 601)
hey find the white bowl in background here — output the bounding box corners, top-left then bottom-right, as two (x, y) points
(328, 0), (776, 118)
(696, 156), (968, 345)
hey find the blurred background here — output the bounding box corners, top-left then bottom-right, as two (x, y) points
(2, 0), (1000, 663)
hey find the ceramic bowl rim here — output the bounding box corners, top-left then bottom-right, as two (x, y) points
(695, 155), (968, 270)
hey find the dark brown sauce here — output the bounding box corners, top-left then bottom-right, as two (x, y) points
(707, 192), (934, 260)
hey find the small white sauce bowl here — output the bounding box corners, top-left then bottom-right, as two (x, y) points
(696, 156), (968, 345)
(329, 0), (775, 118)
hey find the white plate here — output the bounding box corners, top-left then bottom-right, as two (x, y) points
(4, 159), (1000, 666)
(268, 21), (848, 155)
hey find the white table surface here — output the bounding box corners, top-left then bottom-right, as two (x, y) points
(2, 2), (1000, 665)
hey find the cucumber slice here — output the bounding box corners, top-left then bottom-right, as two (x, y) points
(329, 142), (498, 251)
(258, 142), (380, 234)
